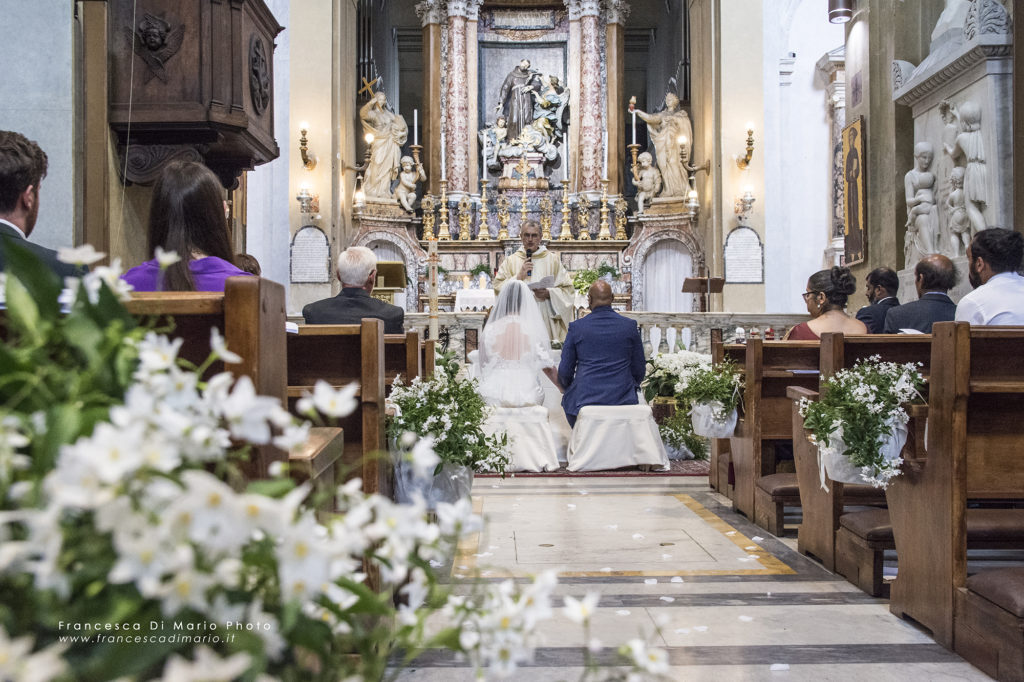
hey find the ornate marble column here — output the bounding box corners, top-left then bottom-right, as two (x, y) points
(565, 1), (582, 192)
(816, 46), (846, 267)
(573, 0), (605, 192)
(466, 0), (483, 193)
(444, 0), (471, 194)
(417, 0), (444, 194)
(605, 1), (629, 194)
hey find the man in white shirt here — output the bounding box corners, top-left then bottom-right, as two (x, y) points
(955, 227), (1024, 325)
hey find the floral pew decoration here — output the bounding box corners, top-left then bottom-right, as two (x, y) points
(798, 356), (926, 490)
(683, 358), (744, 439)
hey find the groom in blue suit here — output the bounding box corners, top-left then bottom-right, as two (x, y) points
(558, 280), (646, 427)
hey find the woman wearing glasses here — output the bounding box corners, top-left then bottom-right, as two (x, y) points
(784, 266), (867, 340)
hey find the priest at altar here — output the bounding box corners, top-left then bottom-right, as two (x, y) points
(492, 221), (574, 343)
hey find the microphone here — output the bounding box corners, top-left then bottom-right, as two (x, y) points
(525, 248), (533, 277)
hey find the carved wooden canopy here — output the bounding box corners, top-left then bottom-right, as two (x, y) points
(108, 0), (283, 189)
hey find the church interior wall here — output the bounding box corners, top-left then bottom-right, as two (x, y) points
(762, 0), (844, 314)
(718, 0), (766, 314)
(0, 0), (75, 252)
(842, 0), (937, 311)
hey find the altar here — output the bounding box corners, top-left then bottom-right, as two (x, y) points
(348, 0), (707, 319)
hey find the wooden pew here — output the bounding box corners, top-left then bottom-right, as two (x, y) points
(709, 329), (743, 496)
(384, 330), (436, 390)
(730, 338), (820, 525)
(126, 277), (345, 487)
(287, 320), (388, 498)
(886, 322), (1024, 669)
(787, 334), (932, 586)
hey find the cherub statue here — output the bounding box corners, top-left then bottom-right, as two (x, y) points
(479, 116), (509, 173)
(946, 166), (972, 257)
(942, 100), (987, 235)
(393, 155), (426, 213)
(634, 151), (663, 214)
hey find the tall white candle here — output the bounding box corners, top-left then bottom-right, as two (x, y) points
(413, 109), (418, 146)
(440, 130), (446, 181)
(481, 136), (488, 180)
(631, 110), (637, 145)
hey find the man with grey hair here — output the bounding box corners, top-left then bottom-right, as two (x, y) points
(302, 246), (404, 332)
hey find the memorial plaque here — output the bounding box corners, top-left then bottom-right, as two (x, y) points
(290, 226), (330, 283)
(724, 227), (763, 283)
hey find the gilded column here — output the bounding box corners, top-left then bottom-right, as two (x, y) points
(575, 0), (604, 192)
(416, 0), (444, 194)
(444, 0), (471, 194)
(605, 1), (629, 195)
(466, 0), (483, 193)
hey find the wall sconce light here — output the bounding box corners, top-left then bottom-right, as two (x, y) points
(685, 189), (700, 221)
(735, 184), (756, 222)
(735, 123), (755, 170)
(353, 174), (366, 210)
(828, 0), (852, 23)
(296, 182), (314, 213)
(299, 121), (317, 171)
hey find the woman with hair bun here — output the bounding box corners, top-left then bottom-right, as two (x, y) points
(784, 266), (868, 340)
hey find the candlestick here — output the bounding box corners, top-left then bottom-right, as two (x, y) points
(421, 193), (436, 240)
(577, 194), (592, 241)
(597, 179), (612, 240)
(409, 143), (423, 167)
(413, 109), (418, 146)
(627, 143), (641, 185)
(496, 192), (511, 241)
(427, 238), (439, 340)
(539, 195), (553, 241)
(438, 180), (450, 240)
(457, 194), (472, 240)
(559, 179), (573, 240)
(631, 110), (637, 145)
(477, 179), (490, 240)
(614, 197), (628, 240)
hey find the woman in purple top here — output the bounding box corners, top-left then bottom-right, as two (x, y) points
(122, 161), (253, 292)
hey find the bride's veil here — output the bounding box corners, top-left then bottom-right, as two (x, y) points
(479, 280), (551, 368)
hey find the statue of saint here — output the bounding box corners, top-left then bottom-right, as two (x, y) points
(495, 59), (541, 143)
(634, 92), (693, 197)
(634, 152), (662, 214)
(943, 100), (987, 235)
(393, 156), (426, 213)
(904, 141), (939, 260)
(359, 91), (408, 199)
(530, 75), (569, 145)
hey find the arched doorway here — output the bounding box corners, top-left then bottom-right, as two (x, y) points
(643, 239), (694, 312)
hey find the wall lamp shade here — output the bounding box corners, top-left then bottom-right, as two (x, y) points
(828, 0), (852, 23)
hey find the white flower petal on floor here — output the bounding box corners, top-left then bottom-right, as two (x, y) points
(562, 592), (600, 624)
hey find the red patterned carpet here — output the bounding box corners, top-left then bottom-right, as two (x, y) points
(476, 458), (710, 478)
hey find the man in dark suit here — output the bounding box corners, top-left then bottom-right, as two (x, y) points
(558, 280), (645, 428)
(855, 266), (900, 333)
(883, 254), (957, 333)
(302, 246), (404, 333)
(0, 130), (84, 278)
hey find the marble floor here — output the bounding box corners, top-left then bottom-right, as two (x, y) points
(398, 476), (992, 681)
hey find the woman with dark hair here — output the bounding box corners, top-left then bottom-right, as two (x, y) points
(122, 161), (253, 291)
(784, 266), (867, 340)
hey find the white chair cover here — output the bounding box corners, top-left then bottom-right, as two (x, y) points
(483, 405), (560, 472)
(567, 405), (670, 472)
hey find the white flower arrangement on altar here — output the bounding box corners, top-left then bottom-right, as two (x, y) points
(799, 356), (925, 489)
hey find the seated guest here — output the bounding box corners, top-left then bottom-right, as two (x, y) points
(0, 130), (84, 278)
(122, 161), (253, 291)
(558, 280), (645, 428)
(302, 246), (404, 333)
(883, 254), (957, 333)
(233, 253), (262, 276)
(855, 266), (900, 333)
(955, 227), (1024, 325)
(785, 266), (867, 340)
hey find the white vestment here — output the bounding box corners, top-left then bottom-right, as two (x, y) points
(492, 246), (574, 343)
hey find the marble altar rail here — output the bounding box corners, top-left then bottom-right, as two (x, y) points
(399, 311), (809, 360)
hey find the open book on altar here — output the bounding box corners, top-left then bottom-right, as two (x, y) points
(527, 276), (555, 290)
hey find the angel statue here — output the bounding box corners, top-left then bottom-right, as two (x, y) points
(359, 90), (409, 200)
(479, 116), (509, 173)
(128, 13), (185, 84)
(393, 156), (426, 213)
(530, 75), (570, 147)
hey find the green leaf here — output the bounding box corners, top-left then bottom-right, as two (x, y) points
(245, 478), (297, 498)
(4, 276), (43, 345)
(1, 235), (61, 321)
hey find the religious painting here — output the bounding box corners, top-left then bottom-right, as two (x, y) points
(841, 117), (866, 266)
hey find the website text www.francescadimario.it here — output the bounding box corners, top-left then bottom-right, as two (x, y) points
(56, 619), (273, 645)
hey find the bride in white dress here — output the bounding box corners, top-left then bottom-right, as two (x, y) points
(478, 280), (563, 471)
